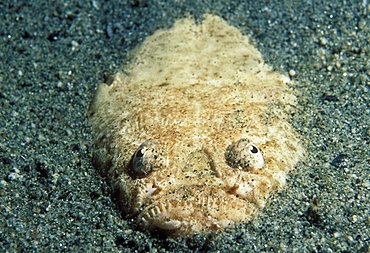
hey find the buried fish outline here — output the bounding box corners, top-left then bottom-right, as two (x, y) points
(88, 15), (305, 237)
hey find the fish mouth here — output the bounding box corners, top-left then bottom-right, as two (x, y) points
(136, 186), (258, 237)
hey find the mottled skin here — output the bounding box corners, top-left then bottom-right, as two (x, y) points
(88, 15), (304, 237)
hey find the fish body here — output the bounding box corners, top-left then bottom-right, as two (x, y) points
(88, 15), (304, 237)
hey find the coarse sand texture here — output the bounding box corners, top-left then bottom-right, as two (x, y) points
(88, 15), (305, 237)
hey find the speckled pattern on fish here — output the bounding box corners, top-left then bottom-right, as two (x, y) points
(88, 15), (305, 237)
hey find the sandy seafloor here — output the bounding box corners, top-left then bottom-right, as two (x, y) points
(0, 0), (369, 252)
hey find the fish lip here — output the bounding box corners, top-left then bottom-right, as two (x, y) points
(136, 186), (258, 234)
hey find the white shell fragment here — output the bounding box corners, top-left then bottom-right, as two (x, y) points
(88, 15), (305, 237)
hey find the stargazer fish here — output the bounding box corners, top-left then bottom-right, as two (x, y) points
(88, 15), (305, 237)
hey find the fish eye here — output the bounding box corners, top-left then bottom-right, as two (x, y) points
(128, 142), (165, 178)
(225, 139), (264, 172)
(250, 145), (258, 153)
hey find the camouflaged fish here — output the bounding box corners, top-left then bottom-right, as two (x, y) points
(88, 15), (305, 237)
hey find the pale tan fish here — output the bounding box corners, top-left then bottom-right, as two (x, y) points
(88, 15), (305, 237)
